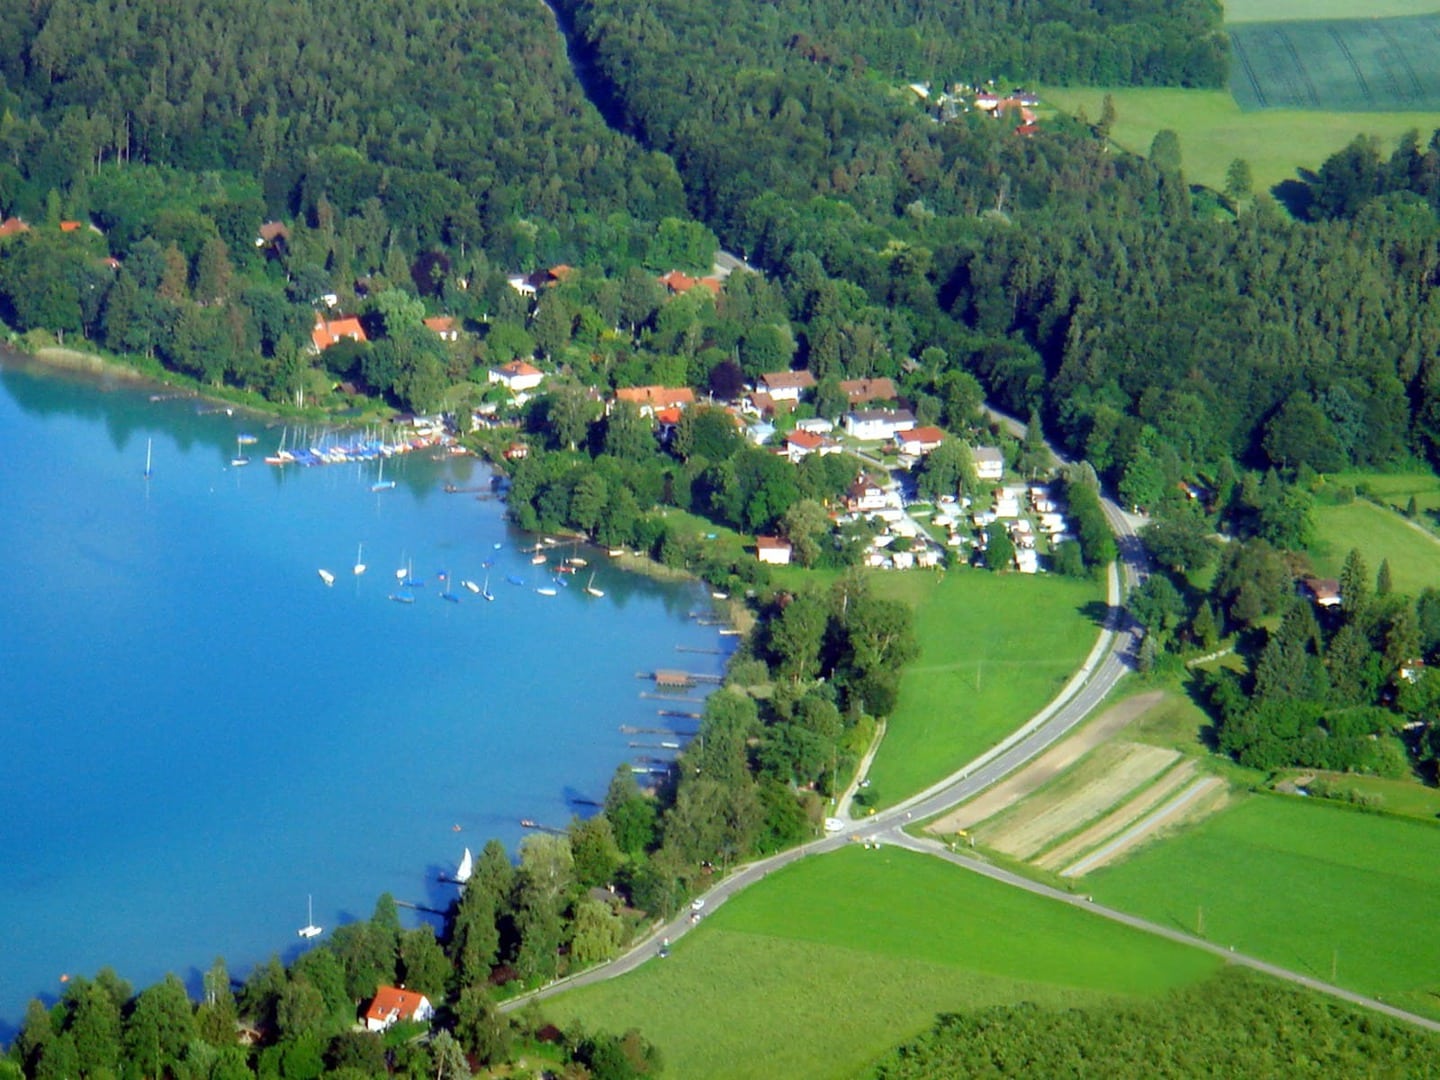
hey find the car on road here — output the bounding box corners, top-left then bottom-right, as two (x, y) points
(824, 817), (845, 833)
(690, 897), (705, 912)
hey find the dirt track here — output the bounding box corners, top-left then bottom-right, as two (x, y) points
(927, 690), (1166, 835)
(1035, 760), (1197, 871)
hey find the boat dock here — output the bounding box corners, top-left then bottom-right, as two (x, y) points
(657, 709), (702, 720)
(676, 645), (724, 655)
(639, 669), (724, 688)
(639, 692), (706, 704)
(395, 899), (448, 916)
(620, 725), (693, 736)
(628, 740), (683, 750)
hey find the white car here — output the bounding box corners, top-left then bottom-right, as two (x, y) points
(824, 817), (845, 833)
(690, 898), (706, 912)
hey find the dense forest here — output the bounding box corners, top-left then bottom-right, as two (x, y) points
(866, 970), (1440, 1078)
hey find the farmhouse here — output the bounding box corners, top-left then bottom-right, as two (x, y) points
(488, 360), (545, 394)
(973, 445), (1004, 482)
(756, 536), (793, 565)
(659, 269), (723, 297)
(364, 987), (434, 1033)
(844, 408), (915, 441)
(758, 369), (817, 402)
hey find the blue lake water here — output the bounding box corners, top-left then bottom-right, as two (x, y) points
(0, 352), (724, 1034)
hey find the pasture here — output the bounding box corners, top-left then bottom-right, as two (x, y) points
(1088, 793), (1440, 1018)
(548, 846), (1219, 1079)
(1309, 499), (1440, 598)
(862, 570), (1103, 805)
(1225, 0), (1440, 23)
(1230, 15), (1440, 113)
(1041, 86), (1440, 193)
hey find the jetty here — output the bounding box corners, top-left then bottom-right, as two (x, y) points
(676, 645), (724, 655)
(619, 725), (693, 736)
(658, 709), (702, 720)
(628, 741), (683, 750)
(639, 669), (723, 688)
(639, 692), (706, 704)
(395, 899), (448, 916)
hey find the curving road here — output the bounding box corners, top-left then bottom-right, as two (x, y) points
(507, 426), (1440, 1034)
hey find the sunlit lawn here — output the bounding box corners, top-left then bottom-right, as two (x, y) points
(863, 569), (1105, 805)
(1088, 794), (1440, 1018)
(549, 846), (1218, 1079)
(1309, 499), (1440, 598)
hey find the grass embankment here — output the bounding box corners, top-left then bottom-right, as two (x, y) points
(1041, 87), (1440, 195)
(1309, 499), (1440, 597)
(549, 846), (1219, 1079)
(862, 570), (1103, 805)
(1087, 793), (1440, 1018)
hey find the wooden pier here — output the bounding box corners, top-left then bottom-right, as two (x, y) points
(639, 691), (706, 704)
(395, 899), (448, 916)
(676, 645), (724, 655)
(638, 669), (724, 688)
(658, 709), (702, 720)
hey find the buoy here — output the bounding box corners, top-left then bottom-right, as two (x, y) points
(60, 973), (69, 983)
(452, 823), (461, 832)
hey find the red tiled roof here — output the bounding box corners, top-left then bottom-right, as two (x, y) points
(499, 360), (542, 377)
(311, 316), (368, 351)
(59, 220), (83, 232)
(900, 426), (945, 446)
(615, 385), (695, 408)
(839, 377), (897, 404)
(756, 536), (791, 551)
(654, 406), (684, 426)
(365, 987), (430, 1027)
(659, 270), (722, 296)
(786, 429), (824, 450)
(0, 217), (29, 238)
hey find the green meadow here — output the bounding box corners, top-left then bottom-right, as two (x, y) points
(1225, 0), (1440, 22)
(1041, 86), (1440, 194)
(1088, 794), (1440, 1018)
(863, 570), (1103, 805)
(1309, 499), (1440, 597)
(549, 846), (1219, 1079)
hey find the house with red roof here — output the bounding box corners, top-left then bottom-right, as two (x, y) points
(0, 217), (29, 238)
(658, 269), (723, 297)
(488, 360), (545, 394)
(310, 315), (368, 353)
(614, 385), (695, 417)
(896, 426), (945, 456)
(756, 536), (793, 566)
(424, 316), (459, 342)
(838, 377), (898, 406)
(783, 428), (838, 464)
(363, 987), (435, 1033)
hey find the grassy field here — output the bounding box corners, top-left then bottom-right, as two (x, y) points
(1225, 0), (1440, 22)
(549, 846), (1219, 1079)
(862, 570), (1104, 806)
(1230, 15), (1440, 113)
(1042, 86), (1440, 193)
(1309, 499), (1440, 597)
(1087, 793), (1440, 1018)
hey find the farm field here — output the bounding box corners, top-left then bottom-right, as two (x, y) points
(862, 570), (1103, 806)
(1087, 794), (1440, 1019)
(1041, 86), (1440, 193)
(547, 846), (1220, 1079)
(1230, 14), (1440, 112)
(1225, 0), (1440, 23)
(1309, 499), (1440, 597)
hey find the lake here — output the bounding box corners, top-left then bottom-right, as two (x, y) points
(0, 352), (725, 1035)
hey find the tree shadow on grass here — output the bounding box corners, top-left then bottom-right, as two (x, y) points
(1078, 599), (1115, 629)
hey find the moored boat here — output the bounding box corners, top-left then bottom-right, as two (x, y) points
(317, 569), (335, 586)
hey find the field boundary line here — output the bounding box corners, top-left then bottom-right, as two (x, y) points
(1327, 25), (1373, 105)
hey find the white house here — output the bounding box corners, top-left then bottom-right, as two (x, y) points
(783, 429), (838, 463)
(364, 987), (435, 1033)
(756, 536), (793, 565)
(758, 369), (816, 402)
(794, 417), (834, 435)
(1015, 548), (1039, 574)
(896, 426), (945, 456)
(488, 360), (545, 393)
(844, 408), (915, 441)
(846, 474), (891, 513)
(973, 446), (1004, 482)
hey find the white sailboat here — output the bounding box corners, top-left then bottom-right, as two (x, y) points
(317, 568), (335, 586)
(230, 436), (251, 467)
(353, 543), (366, 576)
(482, 573), (494, 602)
(371, 457), (395, 492)
(144, 437), (153, 479)
(297, 895), (323, 939)
(454, 847), (473, 885)
(585, 572), (604, 598)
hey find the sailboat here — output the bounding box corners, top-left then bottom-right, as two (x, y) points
(144, 437), (153, 479)
(535, 583), (558, 597)
(461, 578), (481, 594)
(353, 543), (366, 576)
(371, 457), (395, 492)
(440, 570), (460, 603)
(297, 895), (323, 939)
(230, 436), (251, 467)
(317, 568), (335, 586)
(481, 574), (495, 602)
(453, 847), (473, 885)
(585, 572), (605, 598)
